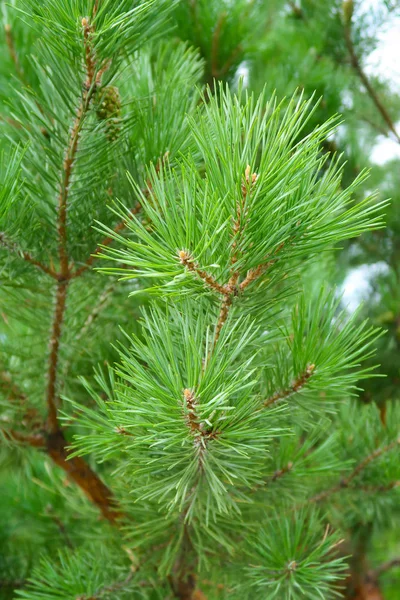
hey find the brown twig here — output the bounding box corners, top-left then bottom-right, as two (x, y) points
(4, 24), (24, 80)
(93, 0), (100, 18)
(179, 251), (228, 295)
(46, 506), (74, 549)
(239, 262), (272, 292)
(228, 165), (256, 287)
(263, 364), (315, 408)
(1, 427), (46, 448)
(344, 17), (400, 144)
(46, 429), (122, 523)
(72, 152), (169, 277)
(46, 281), (68, 432)
(211, 13), (227, 79)
(250, 461), (294, 495)
(217, 44), (243, 79)
(212, 293), (233, 350)
(288, 0), (304, 19)
(309, 437), (400, 504)
(371, 557), (400, 580)
(0, 232), (59, 279)
(271, 461), (294, 482)
(0, 370), (27, 402)
(342, 438), (400, 486)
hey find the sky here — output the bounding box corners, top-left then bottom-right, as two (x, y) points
(342, 1), (400, 310)
(365, 1), (400, 164)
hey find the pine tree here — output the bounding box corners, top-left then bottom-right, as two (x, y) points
(1, 1), (400, 599)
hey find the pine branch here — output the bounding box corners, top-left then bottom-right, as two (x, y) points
(31, 15), (122, 523)
(343, 5), (400, 144)
(212, 165), (260, 349)
(47, 15), (108, 428)
(1, 427), (46, 447)
(371, 557), (400, 579)
(263, 364), (315, 408)
(0, 232), (59, 279)
(309, 437), (400, 504)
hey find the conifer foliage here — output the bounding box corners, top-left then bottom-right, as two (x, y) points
(1, 1), (400, 599)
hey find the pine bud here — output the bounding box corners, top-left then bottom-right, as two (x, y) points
(342, 0), (354, 26)
(95, 86), (122, 142)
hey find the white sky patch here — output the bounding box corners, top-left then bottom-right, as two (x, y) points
(341, 262), (389, 312)
(364, 6), (400, 165)
(370, 133), (400, 164)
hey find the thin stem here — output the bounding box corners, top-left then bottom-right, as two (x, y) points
(0, 370), (27, 402)
(344, 21), (400, 144)
(270, 461), (294, 482)
(93, 568), (136, 598)
(4, 24), (24, 81)
(212, 292), (233, 352)
(211, 13), (227, 78)
(263, 364), (315, 408)
(217, 44), (243, 79)
(288, 0), (304, 19)
(46, 281), (68, 432)
(309, 437), (400, 504)
(342, 438), (400, 487)
(372, 558), (400, 579)
(61, 280), (116, 384)
(46, 507), (74, 549)
(0, 232), (59, 279)
(250, 461), (294, 495)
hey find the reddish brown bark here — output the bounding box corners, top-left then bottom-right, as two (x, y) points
(46, 429), (121, 523)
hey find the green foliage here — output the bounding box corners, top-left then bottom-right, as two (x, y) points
(1, 0), (400, 598)
(244, 511), (347, 600)
(100, 87), (385, 298)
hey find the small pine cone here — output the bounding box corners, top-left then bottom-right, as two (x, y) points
(96, 85), (121, 141)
